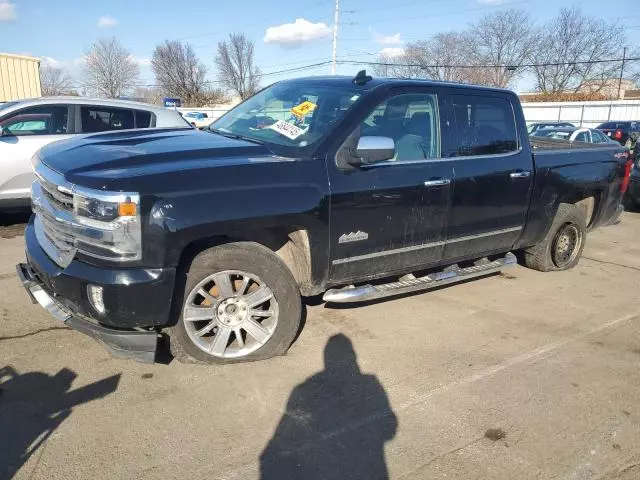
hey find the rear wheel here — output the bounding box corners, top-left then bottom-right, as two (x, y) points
(523, 203), (586, 272)
(169, 242), (302, 364)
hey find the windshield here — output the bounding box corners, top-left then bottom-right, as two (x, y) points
(210, 82), (362, 155)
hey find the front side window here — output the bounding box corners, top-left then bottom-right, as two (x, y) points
(359, 93), (441, 161)
(0, 106), (68, 136)
(211, 81), (363, 156)
(81, 107), (134, 133)
(451, 95), (518, 156)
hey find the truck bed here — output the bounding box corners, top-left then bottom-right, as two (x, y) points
(530, 137), (618, 151)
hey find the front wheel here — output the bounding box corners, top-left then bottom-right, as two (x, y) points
(169, 242), (302, 364)
(523, 203), (587, 272)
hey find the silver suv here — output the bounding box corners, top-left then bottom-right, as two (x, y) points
(0, 97), (190, 210)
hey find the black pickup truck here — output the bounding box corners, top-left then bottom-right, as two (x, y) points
(17, 72), (631, 364)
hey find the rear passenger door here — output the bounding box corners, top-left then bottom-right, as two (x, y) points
(442, 93), (533, 261)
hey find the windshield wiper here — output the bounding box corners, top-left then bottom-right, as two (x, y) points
(208, 128), (264, 145)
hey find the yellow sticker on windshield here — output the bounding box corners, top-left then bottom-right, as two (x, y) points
(291, 101), (317, 118)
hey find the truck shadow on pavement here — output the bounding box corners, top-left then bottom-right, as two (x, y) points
(0, 366), (120, 480)
(260, 334), (397, 480)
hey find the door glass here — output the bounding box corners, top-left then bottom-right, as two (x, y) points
(360, 93), (441, 161)
(81, 107), (134, 133)
(0, 106), (68, 136)
(451, 95), (518, 156)
(135, 110), (152, 128)
(592, 130), (608, 143)
(574, 131), (588, 142)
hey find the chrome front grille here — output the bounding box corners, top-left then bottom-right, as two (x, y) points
(32, 165), (78, 267)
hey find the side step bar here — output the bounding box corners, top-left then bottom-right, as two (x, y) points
(323, 252), (517, 304)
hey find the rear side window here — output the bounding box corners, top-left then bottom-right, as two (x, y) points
(591, 130), (609, 144)
(135, 110), (152, 128)
(0, 106), (68, 136)
(81, 107), (134, 133)
(450, 95), (518, 157)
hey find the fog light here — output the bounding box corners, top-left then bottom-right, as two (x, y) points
(87, 285), (105, 314)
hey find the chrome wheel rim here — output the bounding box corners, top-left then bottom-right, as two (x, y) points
(182, 270), (279, 358)
(552, 224), (582, 268)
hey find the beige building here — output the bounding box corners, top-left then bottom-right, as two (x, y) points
(0, 53), (41, 102)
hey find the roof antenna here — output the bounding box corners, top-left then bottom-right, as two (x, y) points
(352, 70), (372, 86)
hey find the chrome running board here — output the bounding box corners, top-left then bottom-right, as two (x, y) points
(323, 252), (517, 304)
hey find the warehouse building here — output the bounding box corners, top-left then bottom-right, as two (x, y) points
(0, 53), (41, 102)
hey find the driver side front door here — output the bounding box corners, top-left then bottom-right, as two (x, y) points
(326, 88), (455, 283)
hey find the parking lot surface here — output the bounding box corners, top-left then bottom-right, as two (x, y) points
(2, 211), (640, 480)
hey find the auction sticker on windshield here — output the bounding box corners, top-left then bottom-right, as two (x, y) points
(269, 120), (306, 140)
(291, 101), (317, 118)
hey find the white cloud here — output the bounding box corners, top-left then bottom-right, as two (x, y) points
(97, 15), (117, 28)
(0, 2), (16, 21)
(131, 56), (151, 66)
(264, 18), (331, 47)
(370, 28), (402, 46)
(379, 47), (405, 58)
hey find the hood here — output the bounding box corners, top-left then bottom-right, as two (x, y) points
(37, 128), (273, 188)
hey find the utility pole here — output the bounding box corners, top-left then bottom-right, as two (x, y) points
(617, 46), (627, 100)
(331, 0), (340, 75)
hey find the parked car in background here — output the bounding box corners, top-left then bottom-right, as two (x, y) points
(527, 122), (575, 135)
(183, 111), (213, 129)
(16, 74), (630, 364)
(625, 138), (640, 209)
(0, 97), (191, 210)
(531, 127), (616, 144)
(596, 121), (640, 149)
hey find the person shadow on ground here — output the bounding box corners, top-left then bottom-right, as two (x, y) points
(260, 334), (398, 480)
(0, 366), (120, 480)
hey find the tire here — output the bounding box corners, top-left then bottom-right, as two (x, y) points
(169, 242), (302, 364)
(523, 203), (587, 272)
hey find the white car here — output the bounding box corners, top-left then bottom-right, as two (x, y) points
(531, 127), (617, 144)
(0, 97), (191, 210)
(182, 111), (214, 129)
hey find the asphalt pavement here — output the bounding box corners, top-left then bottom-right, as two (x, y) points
(1, 210), (640, 479)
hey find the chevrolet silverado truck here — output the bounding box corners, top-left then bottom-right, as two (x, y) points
(16, 72), (631, 364)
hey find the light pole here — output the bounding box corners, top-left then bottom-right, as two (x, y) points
(331, 0), (340, 75)
(617, 47), (627, 100)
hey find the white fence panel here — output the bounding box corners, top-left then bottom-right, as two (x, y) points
(521, 100), (640, 127)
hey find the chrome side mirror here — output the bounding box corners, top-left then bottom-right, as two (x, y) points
(353, 136), (395, 165)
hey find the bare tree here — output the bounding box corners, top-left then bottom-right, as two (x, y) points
(215, 33), (260, 100)
(84, 37), (140, 98)
(40, 64), (74, 96)
(532, 8), (625, 94)
(132, 87), (164, 105)
(465, 9), (534, 88)
(372, 33), (498, 85)
(151, 40), (219, 107)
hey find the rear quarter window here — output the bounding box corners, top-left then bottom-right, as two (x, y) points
(135, 110), (153, 128)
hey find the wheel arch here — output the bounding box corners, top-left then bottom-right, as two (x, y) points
(174, 226), (318, 296)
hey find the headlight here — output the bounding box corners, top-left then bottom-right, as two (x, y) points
(71, 191), (142, 262)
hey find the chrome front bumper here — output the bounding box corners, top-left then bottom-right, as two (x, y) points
(16, 263), (158, 363)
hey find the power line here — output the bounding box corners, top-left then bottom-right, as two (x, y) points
(340, 56), (640, 70)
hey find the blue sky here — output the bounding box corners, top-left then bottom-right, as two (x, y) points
(0, 0), (639, 93)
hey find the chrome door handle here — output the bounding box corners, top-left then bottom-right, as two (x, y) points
(510, 171), (531, 179)
(423, 178), (451, 187)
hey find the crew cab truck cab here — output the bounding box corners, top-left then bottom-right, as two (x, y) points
(17, 73), (631, 364)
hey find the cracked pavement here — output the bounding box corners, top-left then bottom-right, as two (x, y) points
(1, 211), (640, 479)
